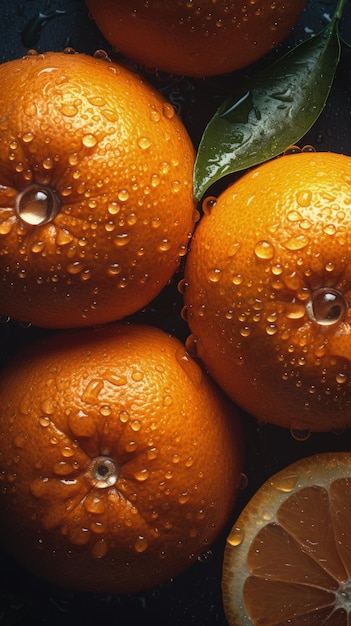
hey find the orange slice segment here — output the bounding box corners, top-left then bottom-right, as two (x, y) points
(222, 452), (351, 625)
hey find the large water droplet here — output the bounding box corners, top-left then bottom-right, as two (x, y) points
(282, 235), (309, 251)
(306, 288), (347, 327)
(254, 240), (275, 260)
(15, 184), (60, 226)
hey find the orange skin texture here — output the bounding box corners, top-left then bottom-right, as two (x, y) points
(0, 323), (244, 593)
(184, 152), (351, 432)
(85, 0), (307, 77)
(0, 51), (196, 328)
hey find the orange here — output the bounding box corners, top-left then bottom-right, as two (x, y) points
(85, 0), (307, 77)
(222, 451), (351, 625)
(0, 50), (196, 329)
(0, 322), (244, 593)
(183, 151), (351, 433)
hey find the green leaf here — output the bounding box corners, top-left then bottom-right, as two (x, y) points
(193, 20), (341, 200)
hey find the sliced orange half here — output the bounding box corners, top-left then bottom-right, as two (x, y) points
(222, 452), (351, 625)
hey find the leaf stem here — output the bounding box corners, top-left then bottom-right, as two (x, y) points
(334, 0), (346, 21)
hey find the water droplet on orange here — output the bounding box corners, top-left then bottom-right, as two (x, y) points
(202, 196), (217, 215)
(162, 103), (175, 119)
(226, 526), (244, 547)
(82, 134), (97, 148)
(208, 267), (222, 283)
(15, 184), (60, 226)
(137, 136), (152, 150)
(282, 235), (309, 251)
(134, 536), (148, 553)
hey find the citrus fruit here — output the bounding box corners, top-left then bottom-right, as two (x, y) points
(222, 451), (351, 625)
(183, 151), (351, 433)
(0, 50), (196, 329)
(0, 322), (244, 593)
(85, 0), (307, 77)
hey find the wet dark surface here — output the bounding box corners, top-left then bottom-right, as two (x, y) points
(0, 0), (351, 624)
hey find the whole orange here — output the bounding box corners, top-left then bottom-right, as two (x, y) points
(183, 151), (351, 433)
(0, 50), (196, 329)
(85, 0), (307, 77)
(0, 323), (244, 593)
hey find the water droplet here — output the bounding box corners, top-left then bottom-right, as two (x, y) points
(61, 103), (79, 117)
(306, 288), (347, 327)
(254, 240), (275, 260)
(226, 526), (244, 547)
(323, 224), (336, 236)
(67, 261), (83, 275)
(134, 469), (150, 482)
(82, 134), (97, 148)
(39, 416), (50, 428)
(135, 535), (148, 553)
(56, 228), (74, 245)
(131, 371), (144, 382)
(81, 379), (104, 404)
(114, 232), (130, 247)
(99, 405), (112, 417)
(15, 184), (60, 226)
(284, 302), (306, 320)
(138, 136), (152, 150)
(202, 196), (217, 215)
(287, 209), (303, 222)
(162, 103), (175, 119)
(22, 132), (34, 144)
(271, 472), (299, 491)
(265, 324), (278, 336)
(24, 102), (38, 116)
(290, 428), (311, 441)
(282, 235), (309, 251)
(163, 395), (173, 407)
(117, 189), (129, 202)
(149, 108), (161, 123)
(240, 326), (251, 338)
(336, 372), (348, 385)
(119, 410), (130, 423)
(296, 190), (312, 207)
(107, 373), (127, 387)
(227, 242), (240, 257)
(208, 267), (222, 283)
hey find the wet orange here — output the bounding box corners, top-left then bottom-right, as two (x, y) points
(222, 452), (351, 625)
(183, 151), (351, 433)
(85, 0), (307, 77)
(0, 323), (244, 593)
(0, 50), (196, 329)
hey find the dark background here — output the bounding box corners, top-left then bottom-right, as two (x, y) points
(0, 1), (351, 624)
